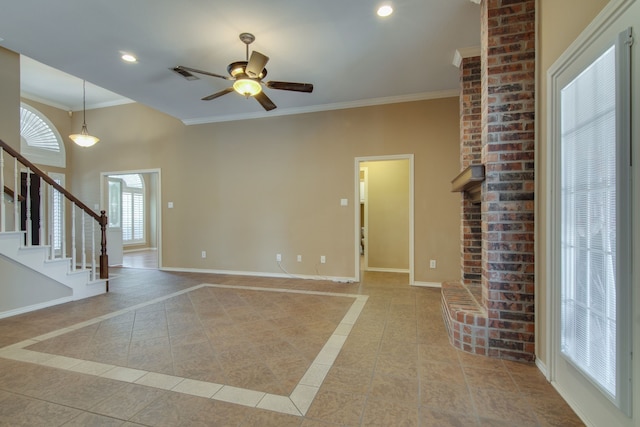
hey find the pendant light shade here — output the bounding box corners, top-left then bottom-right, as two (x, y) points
(69, 80), (100, 147)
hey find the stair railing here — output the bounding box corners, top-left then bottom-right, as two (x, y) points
(0, 138), (108, 283)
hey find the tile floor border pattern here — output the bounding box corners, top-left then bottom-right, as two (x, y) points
(0, 283), (368, 417)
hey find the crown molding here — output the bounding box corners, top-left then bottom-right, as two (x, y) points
(183, 89), (459, 125)
(452, 46), (482, 68)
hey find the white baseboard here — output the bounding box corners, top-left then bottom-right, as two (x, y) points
(412, 281), (442, 288)
(365, 267), (410, 274)
(550, 381), (595, 427)
(0, 296), (73, 320)
(123, 247), (157, 254)
(535, 357), (549, 379)
(160, 267), (357, 284)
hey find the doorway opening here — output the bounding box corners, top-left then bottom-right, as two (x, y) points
(354, 155), (414, 284)
(100, 169), (161, 270)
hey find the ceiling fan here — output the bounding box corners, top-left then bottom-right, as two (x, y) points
(173, 33), (313, 111)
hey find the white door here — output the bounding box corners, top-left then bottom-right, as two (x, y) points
(547, 1), (638, 425)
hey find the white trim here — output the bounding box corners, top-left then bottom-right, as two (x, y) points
(99, 168), (162, 269)
(546, 0), (634, 78)
(21, 92), (135, 112)
(354, 154), (415, 285)
(160, 267), (356, 284)
(452, 46), (481, 68)
(0, 296), (73, 320)
(412, 281), (442, 288)
(365, 267), (410, 274)
(535, 358), (549, 379)
(545, 0), (637, 423)
(183, 90), (459, 125)
(361, 166), (369, 270)
(123, 247), (157, 254)
(551, 381), (598, 427)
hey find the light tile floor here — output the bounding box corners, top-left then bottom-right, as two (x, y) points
(122, 250), (158, 269)
(0, 268), (584, 426)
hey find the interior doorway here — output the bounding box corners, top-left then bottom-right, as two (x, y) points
(354, 155), (414, 284)
(100, 169), (161, 269)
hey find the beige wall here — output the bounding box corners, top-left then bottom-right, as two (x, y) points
(61, 97), (461, 282)
(361, 159), (410, 271)
(536, 0), (610, 367)
(0, 48), (20, 150)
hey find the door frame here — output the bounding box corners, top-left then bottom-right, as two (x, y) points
(544, 0), (637, 423)
(99, 168), (162, 268)
(354, 154), (414, 284)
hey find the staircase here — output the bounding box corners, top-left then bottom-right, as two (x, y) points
(1, 139), (108, 318)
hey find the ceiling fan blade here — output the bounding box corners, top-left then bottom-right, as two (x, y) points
(245, 51), (269, 78)
(266, 81), (314, 93)
(254, 91), (277, 111)
(176, 65), (230, 80)
(172, 66), (199, 81)
(201, 87), (234, 101)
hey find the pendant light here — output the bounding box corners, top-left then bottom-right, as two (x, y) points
(69, 80), (100, 147)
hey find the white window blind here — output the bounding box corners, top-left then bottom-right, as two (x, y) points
(122, 192), (133, 241)
(115, 173), (145, 245)
(559, 28), (632, 413)
(133, 192), (144, 241)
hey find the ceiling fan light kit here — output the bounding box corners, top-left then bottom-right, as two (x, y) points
(233, 78), (262, 97)
(173, 32), (313, 111)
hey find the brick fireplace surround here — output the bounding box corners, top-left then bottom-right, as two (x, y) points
(442, 0), (536, 363)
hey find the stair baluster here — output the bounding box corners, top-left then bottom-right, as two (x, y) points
(0, 138), (108, 286)
(25, 167), (30, 245)
(81, 210), (86, 270)
(13, 158), (19, 231)
(0, 149), (4, 232)
(71, 206), (76, 271)
(39, 176), (44, 247)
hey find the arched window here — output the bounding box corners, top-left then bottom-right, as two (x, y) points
(20, 103), (66, 168)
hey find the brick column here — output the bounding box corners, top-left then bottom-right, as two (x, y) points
(459, 55), (483, 286)
(481, 0), (536, 361)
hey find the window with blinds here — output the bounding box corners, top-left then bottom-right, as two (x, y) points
(559, 29), (632, 412)
(110, 174), (145, 245)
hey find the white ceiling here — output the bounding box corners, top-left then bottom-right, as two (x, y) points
(0, 0), (480, 124)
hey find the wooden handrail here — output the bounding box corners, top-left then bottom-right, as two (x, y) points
(0, 138), (108, 281)
(0, 139), (101, 222)
(3, 185), (24, 202)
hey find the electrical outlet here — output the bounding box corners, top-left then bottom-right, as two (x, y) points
(320, 255), (326, 264)
(276, 253), (282, 262)
(429, 259), (436, 269)
(201, 251), (206, 259)
(297, 255), (302, 262)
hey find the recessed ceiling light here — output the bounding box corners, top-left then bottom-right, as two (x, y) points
(377, 4), (393, 17)
(121, 53), (137, 63)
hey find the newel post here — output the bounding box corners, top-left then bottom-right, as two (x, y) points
(99, 210), (109, 287)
